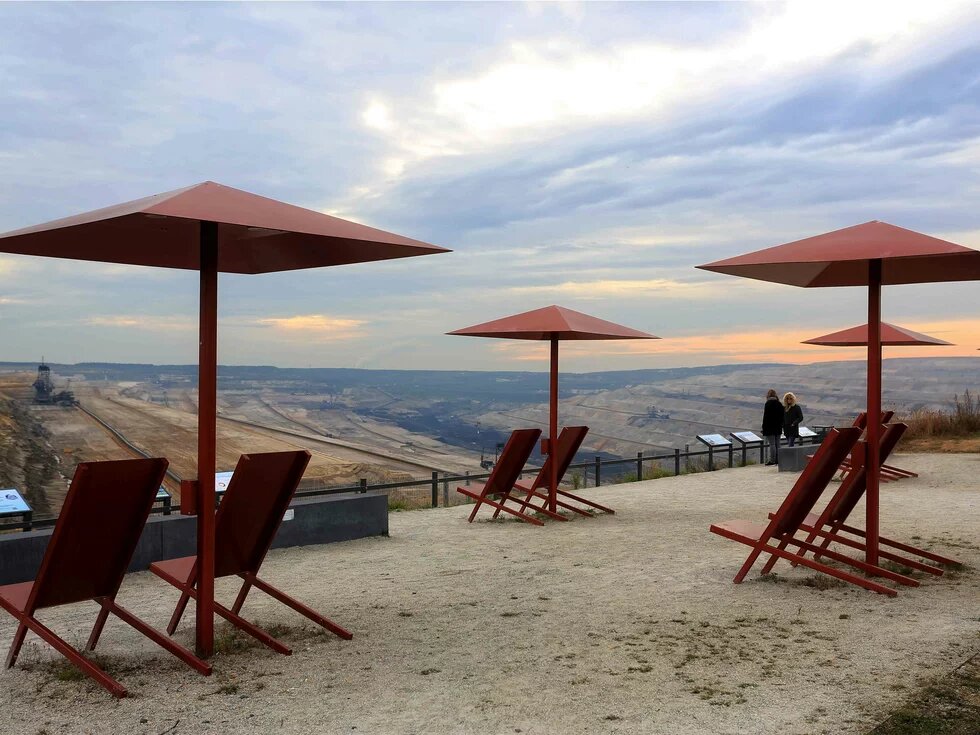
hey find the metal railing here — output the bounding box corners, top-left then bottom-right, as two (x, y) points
(0, 434), (822, 533)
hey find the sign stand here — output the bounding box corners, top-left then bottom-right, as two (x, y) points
(730, 431), (765, 466)
(695, 434), (732, 471)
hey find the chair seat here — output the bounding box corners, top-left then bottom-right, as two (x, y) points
(150, 556), (195, 584)
(709, 519), (767, 543)
(0, 581), (35, 613)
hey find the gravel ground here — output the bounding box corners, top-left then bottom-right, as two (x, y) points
(0, 452), (977, 735)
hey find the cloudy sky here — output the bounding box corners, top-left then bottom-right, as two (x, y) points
(1, 1), (979, 372)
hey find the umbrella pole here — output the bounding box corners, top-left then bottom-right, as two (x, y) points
(550, 336), (559, 514)
(196, 221), (218, 657)
(866, 259), (882, 567)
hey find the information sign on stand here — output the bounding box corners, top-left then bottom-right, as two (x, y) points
(0, 488), (30, 515)
(798, 426), (817, 441)
(695, 434), (732, 471)
(0, 488), (33, 531)
(155, 486), (173, 515)
(696, 434), (732, 447)
(730, 431), (765, 466)
(215, 471), (234, 499)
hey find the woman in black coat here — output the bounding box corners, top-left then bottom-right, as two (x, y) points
(761, 389), (783, 465)
(783, 392), (804, 446)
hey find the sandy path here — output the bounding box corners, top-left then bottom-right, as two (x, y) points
(0, 452), (977, 734)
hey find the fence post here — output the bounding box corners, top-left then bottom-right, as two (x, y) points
(708, 446), (714, 471)
(22, 511), (32, 532)
(465, 470), (470, 486)
(674, 448), (681, 475)
(594, 456), (601, 487)
(760, 441), (765, 465)
(359, 478), (368, 494)
(728, 444), (733, 469)
(636, 451), (643, 481)
(163, 497), (172, 516)
(442, 474), (449, 507)
(740, 444), (747, 467)
(431, 471), (439, 508)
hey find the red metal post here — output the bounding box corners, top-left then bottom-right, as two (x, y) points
(196, 221), (218, 657)
(549, 336), (559, 514)
(866, 259), (882, 566)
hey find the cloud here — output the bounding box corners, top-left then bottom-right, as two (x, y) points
(357, 2), (979, 174)
(509, 277), (772, 300)
(255, 314), (367, 341)
(85, 315), (196, 331)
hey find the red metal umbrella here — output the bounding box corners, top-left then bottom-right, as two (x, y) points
(448, 305), (659, 513)
(0, 181), (449, 655)
(698, 220), (980, 567)
(802, 322), (953, 347)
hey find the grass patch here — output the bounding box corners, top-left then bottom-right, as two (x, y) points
(796, 575), (847, 591)
(869, 654), (980, 734)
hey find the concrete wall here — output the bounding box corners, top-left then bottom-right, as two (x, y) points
(0, 491), (388, 586)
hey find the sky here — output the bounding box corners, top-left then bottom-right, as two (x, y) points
(1, 1), (979, 372)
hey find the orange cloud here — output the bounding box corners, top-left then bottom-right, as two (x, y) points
(256, 314), (367, 341)
(85, 315), (195, 331)
(489, 318), (980, 365)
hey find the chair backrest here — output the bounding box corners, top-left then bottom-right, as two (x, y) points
(28, 458), (169, 612)
(766, 427), (861, 538)
(825, 422), (908, 523)
(482, 429), (541, 498)
(853, 411), (893, 430)
(213, 450), (311, 579)
(530, 426), (589, 492)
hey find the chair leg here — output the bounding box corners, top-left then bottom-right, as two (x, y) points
(166, 590), (193, 635)
(760, 537), (791, 575)
(248, 575), (353, 640)
(456, 488), (544, 525)
(106, 600), (212, 676)
(232, 578), (253, 615)
(86, 599), (112, 651)
(733, 544), (767, 583)
(16, 614), (127, 697)
(5, 622), (28, 669)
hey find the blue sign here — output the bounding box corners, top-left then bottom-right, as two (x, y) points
(0, 488), (31, 515)
(156, 486), (171, 500)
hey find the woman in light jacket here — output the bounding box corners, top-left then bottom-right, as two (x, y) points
(783, 392), (803, 447)
(761, 389), (783, 465)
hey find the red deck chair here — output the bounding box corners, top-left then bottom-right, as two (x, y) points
(843, 410), (912, 481)
(140, 450), (352, 656)
(498, 426), (613, 518)
(0, 458), (211, 698)
(710, 428), (918, 596)
(793, 423), (960, 573)
(456, 429), (548, 525)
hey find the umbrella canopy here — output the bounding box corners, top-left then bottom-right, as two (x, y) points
(802, 322), (953, 347)
(0, 181), (448, 656)
(697, 220), (980, 286)
(0, 181), (447, 272)
(697, 220), (980, 569)
(449, 305), (659, 513)
(447, 304), (655, 341)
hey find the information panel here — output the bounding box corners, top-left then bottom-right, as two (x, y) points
(215, 471), (234, 496)
(156, 486), (171, 500)
(731, 431), (763, 444)
(798, 426), (817, 438)
(0, 488), (31, 515)
(696, 433), (732, 447)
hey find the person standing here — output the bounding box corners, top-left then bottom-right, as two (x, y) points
(762, 389), (783, 465)
(783, 392), (804, 446)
